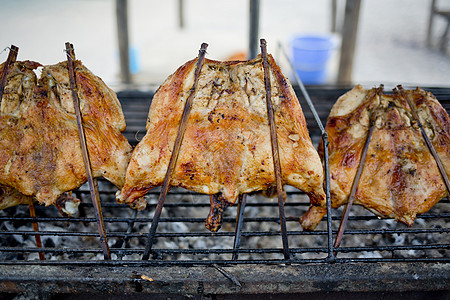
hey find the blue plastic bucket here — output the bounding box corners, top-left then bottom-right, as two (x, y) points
(129, 46), (140, 74)
(292, 35), (335, 84)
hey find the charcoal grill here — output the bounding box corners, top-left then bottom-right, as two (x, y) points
(0, 44), (449, 298)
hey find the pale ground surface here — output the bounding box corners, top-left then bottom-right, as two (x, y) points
(1, 0), (450, 91)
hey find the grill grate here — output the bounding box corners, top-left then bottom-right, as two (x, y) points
(0, 86), (449, 266)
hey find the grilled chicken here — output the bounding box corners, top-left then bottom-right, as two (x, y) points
(117, 54), (326, 231)
(0, 185), (32, 210)
(300, 85), (449, 230)
(0, 59), (132, 209)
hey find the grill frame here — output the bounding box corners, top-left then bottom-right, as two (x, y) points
(0, 85), (449, 296)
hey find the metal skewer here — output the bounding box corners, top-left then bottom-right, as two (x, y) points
(65, 42), (111, 260)
(260, 39), (290, 260)
(142, 43), (208, 260)
(396, 85), (450, 194)
(277, 41), (334, 260)
(0, 45), (18, 101)
(333, 86), (383, 254)
(28, 199), (45, 260)
(232, 194), (247, 260)
(322, 133), (334, 260)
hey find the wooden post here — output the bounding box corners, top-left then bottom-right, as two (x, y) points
(116, 0), (131, 84)
(331, 0), (338, 33)
(178, 0), (184, 29)
(248, 0), (260, 59)
(337, 0), (361, 85)
(427, 0), (437, 47)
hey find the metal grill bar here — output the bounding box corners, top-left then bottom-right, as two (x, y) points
(0, 257), (449, 267)
(3, 225), (449, 235)
(1, 244), (447, 259)
(1, 242), (447, 254)
(1, 208), (448, 223)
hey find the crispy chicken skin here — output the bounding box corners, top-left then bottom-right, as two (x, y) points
(118, 55), (326, 228)
(300, 85), (449, 230)
(0, 60), (131, 208)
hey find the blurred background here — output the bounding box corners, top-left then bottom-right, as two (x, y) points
(1, 0), (450, 90)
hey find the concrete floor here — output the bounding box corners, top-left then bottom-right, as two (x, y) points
(1, 0), (450, 91)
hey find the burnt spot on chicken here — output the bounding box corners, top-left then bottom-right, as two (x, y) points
(205, 193), (230, 232)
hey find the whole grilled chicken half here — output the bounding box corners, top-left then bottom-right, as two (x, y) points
(117, 54), (326, 231)
(0, 59), (132, 211)
(300, 85), (449, 230)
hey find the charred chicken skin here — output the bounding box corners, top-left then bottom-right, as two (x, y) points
(0, 59), (131, 209)
(300, 85), (449, 230)
(117, 54), (326, 231)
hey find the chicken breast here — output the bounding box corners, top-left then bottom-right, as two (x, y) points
(117, 54), (326, 229)
(300, 85), (449, 230)
(0, 59), (132, 208)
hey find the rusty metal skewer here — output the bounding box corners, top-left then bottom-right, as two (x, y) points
(260, 39), (290, 260)
(396, 85), (450, 194)
(333, 85), (383, 255)
(28, 199), (45, 260)
(142, 43), (209, 260)
(0, 45), (19, 103)
(65, 42), (111, 260)
(232, 194), (247, 260)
